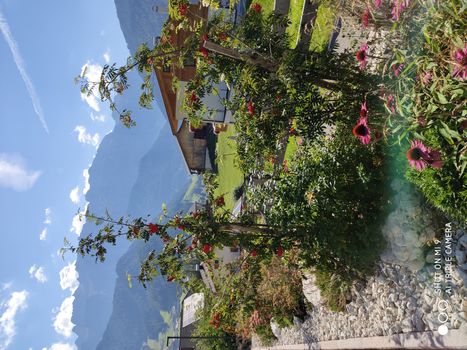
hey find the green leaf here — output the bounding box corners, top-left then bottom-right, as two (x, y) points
(439, 128), (454, 145)
(436, 92), (448, 104)
(453, 36), (464, 49)
(127, 273), (133, 288)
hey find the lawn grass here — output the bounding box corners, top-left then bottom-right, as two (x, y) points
(286, 0), (306, 47)
(284, 136), (299, 163)
(309, 4), (335, 52)
(252, 0), (304, 47)
(254, 0), (274, 16)
(215, 126), (244, 211)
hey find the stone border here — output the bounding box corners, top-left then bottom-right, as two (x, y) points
(253, 329), (466, 349)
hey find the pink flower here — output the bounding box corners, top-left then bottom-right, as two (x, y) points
(352, 102), (371, 145)
(452, 44), (467, 80)
(406, 140), (443, 171)
(406, 140), (428, 171)
(386, 94), (396, 114)
(374, 0), (382, 8)
(421, 71), (433, 85)
(296, 137), (303, 146)
(362, 8), (370, 28)
(392, 63), (404, 77)
(356, 43), (369, 70)
(360, 101), (368, 119)
(391, 0), (409, 21)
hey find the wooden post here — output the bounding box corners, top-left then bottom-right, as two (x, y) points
(203, 40), (278, 72)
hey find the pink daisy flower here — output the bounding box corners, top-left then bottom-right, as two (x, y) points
(452, 44), (467, 80)
(406, 140), (443, 171)
(352, 102), (371, 145)
(406, 140), (429, 171)
(356, 43), (369, 70)
(374, 0), (382, 8)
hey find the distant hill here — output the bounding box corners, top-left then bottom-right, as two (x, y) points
(72, 67), (191, 350)
(71, 1), (196, 349)
(114, 0), (167, 54)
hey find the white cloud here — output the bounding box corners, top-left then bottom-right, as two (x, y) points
(28, 265), (47, 284)
(0, 290), (28, 350)
(39, 228), (47, 241)
(0, 11), (49, 133)
(103, 50), (110, 63)
(90, 112), (106, 122)
(79, 62), (103, 112)
(70, 212), (85, 236)
(73, 126), (100, 148)
(45, 343), (76, 350)
(82, 169), (90, 195)
(0, 153), (41, 191)
(44, 207), (52, 225)
(59, 261), (79, 294)
(52, 296), (74, 338)
(1, 283), (12, 291)
(69, 186), (80, 204)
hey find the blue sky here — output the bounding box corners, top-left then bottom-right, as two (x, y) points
(0, 0), (129, 349)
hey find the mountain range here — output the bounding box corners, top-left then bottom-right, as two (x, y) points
(71, 1), (198, 349)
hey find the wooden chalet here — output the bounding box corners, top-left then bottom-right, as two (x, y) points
(155, 3), (224, 174)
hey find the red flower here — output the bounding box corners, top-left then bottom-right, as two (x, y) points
(418, 116), (427, 127)
(209, 312), (221, 329)
(162, 235), (170, 243)
(352, 102), (371, 145)
(167, 275), (175, 282)
(276, 246), (284, 257)
(148, 223), (159, 234)
(282, 160), (289, 173)
(199, 47), (209, 58)
(201, 33), (209, 42)
(218, 32), (227, 41)
(250, 3), (262, 13)
(215, 196), (225, 207)
(178, 225), (185, 230)
(361, 8), (370, 28)
(247, 101), (254, 115)
(406, 140), (443, 171)
(251, 249), (258, 258)
(203, 244), (212, 253)
(452, 44), (467, 80)
(190, 91), (198, 102)
(356, 43), (369, 70)
(178, 3), (188, 17)
(374, 130), (382, 142)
